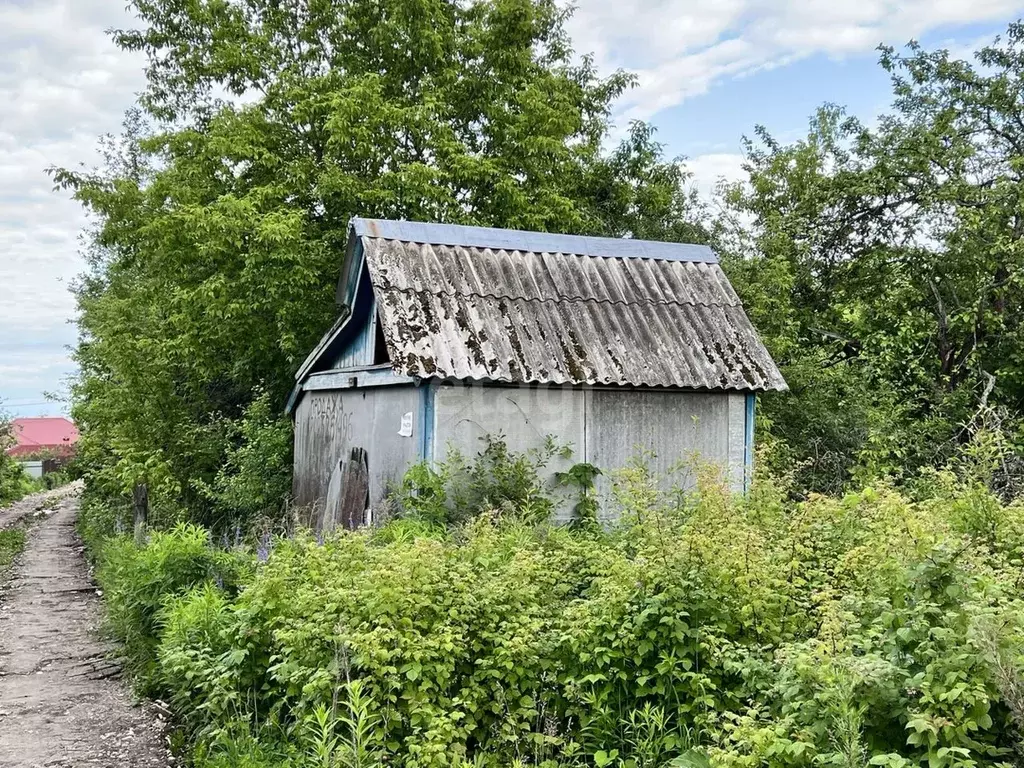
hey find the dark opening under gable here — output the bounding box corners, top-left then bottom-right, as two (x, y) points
(373, 310), (390, 365)
(293, 256), (379, 382)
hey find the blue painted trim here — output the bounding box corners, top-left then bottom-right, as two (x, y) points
(304, 366), (416, 391)
(349, 217), (717, 264)
(289, 365), (417, 415)
(744, 393), (756, 492)
(296, 236), (367, 385)
(418, 381), (435, 462)
(335, 236), (366, 306)
(295, 257), (374, 385)
(332, 294), (376, 369)
(284, 382), (302, 417)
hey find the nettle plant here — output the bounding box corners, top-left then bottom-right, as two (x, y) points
(391, 435), (576, 529)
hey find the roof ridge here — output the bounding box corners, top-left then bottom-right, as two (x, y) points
(351, 218), (718, 264)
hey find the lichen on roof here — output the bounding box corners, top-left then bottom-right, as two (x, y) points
(348, 219), (786, 392)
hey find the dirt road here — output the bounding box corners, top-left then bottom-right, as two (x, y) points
(0, 486), (171, 767)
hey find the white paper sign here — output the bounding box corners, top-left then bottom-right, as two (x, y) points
(398, 412), (414, 437)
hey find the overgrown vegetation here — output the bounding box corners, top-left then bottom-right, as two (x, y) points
(0, 418), (36, 506)
(0, 459), (35, 507)
(80, 436), (1024, 768)
(0, 527), (26, 581)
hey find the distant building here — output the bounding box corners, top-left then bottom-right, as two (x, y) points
(289, 218), (786, 528)
(6, 417), (80, 458)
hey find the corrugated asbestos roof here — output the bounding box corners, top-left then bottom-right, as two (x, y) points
(355, 220), (786, 392)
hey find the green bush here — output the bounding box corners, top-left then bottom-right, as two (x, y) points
(391, 435), (564, 529)
(95, 523), (250, 687)
(0, 527), (26, 576)
(197, 390), (294, 528)
(147, 478), (1023, 766)
(77, 494), (124, 558)
(85, 438), (1024, 768)
(0, 456), (36, 506)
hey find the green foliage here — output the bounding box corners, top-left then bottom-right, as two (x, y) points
(0, 418), (36, 506)
(40, 468), (74, 491)
(86, 455), (1024, 768)
(556, 462), (603, 531)
(0, 527), (26, 577)
(0, 462), (35, 507)
(197, 389), (294, 527)
(712, 26), (1024, 494)
(392, 435), (563, 528)
(77, 493), (126, 559)
(59, 0), (707, 526)
(94, 523), (250, 687)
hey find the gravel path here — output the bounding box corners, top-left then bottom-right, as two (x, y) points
(0, 486), (171, 767)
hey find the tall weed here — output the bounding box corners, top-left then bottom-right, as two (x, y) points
(96, 523), (249, 687)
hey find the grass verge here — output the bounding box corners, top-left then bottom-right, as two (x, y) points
(0, 526), (26, 585)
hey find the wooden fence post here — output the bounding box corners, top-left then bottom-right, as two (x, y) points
(133, 482), (148, 546)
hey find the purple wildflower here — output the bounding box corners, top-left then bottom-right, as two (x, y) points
(256, 531), (273, 562)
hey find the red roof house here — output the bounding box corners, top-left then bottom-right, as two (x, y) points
(5, 417), (80, 458)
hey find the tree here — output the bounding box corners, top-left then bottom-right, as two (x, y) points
(57, 0), (704, 522)
(717, 26), (1024, 493)
(0, 414), (33, 505)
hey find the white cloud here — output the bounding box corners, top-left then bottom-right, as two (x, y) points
(566, 0), (1024, 123)
(0, 0), (145, 415)
(686, 152), (749, 199)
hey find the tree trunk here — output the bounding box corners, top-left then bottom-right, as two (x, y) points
(132, 482), (148, 546)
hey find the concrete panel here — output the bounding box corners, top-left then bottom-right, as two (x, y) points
(293, 387), (422, 516)
(727, 393), (747, 492)
(433, 384), (586, 522)
(585, 391), (735, 515)
(295, 383), (752, 527)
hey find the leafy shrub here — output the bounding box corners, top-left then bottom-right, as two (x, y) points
(95, 523), (250, 687)
(144, 476), (1023, 766)
(0, 420), (36, 505)
(0, 527), (26, 576)
(158, 520), (594, 765)
(196, 390), (294, 528)
(77, 494), (124, 558)
(391, 435), (564, 528)
(85, 440), (1024, 768)
(41, 465), (77, 490)
(0, 465), (36, 505)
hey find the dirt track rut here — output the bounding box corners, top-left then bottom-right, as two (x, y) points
(0, 486), (171, 767)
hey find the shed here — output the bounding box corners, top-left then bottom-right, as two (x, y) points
(290, 218), (786, 527)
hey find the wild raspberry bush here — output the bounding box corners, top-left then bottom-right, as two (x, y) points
(92, 447), (1024, 767)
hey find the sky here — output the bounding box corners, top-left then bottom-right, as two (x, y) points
(1, 0), (1023, 418)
